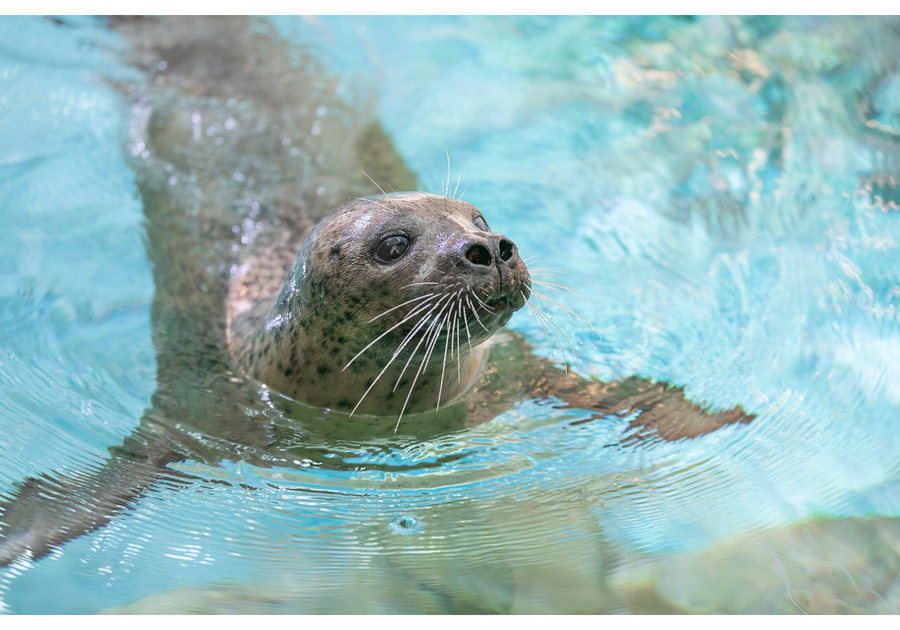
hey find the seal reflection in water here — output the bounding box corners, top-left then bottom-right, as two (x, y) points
(0, 16), (753, 567)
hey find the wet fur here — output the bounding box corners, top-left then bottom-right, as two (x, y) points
(228, 193), (529, 419)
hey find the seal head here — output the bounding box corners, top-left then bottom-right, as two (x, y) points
(229, 192), (531, 417)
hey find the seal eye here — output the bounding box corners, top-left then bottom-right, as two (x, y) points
(473, 216), (490, 232)
(376, 235), (410, 263)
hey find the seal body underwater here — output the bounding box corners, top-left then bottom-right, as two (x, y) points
(0, 16), (753, 566)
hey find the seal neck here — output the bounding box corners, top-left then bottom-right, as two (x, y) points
(240, 288), (488, 418)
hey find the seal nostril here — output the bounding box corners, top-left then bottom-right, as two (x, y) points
(499, 239), (515, 262)
(466, 243), (492, 266)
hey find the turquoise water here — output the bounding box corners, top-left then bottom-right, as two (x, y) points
(3, 16), (900, 613)
(0, 18), (152, 506)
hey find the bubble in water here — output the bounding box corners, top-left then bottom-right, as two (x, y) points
(389, 514), (424, 535)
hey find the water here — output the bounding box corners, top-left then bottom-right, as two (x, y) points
(0, 18), (152, 505)
(2, 15), (900, 613)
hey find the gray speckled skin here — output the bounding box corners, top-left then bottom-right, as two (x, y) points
(229, 193), (530, 415)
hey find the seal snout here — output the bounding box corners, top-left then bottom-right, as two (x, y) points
(463, 235), (520, 269)
(458, 232), (530, 317)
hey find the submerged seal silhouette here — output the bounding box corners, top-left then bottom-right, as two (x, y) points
(227, 192), (531, 422)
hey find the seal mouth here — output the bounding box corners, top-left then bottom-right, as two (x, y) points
(470, 274), (532, 329)
(381, 274), (529, 351)
(484, 272), (531, 310)
(479, 294), (514, 318)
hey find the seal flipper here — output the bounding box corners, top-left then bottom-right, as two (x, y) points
(0, 427), (183, 567)
(470, 330), (755, 441)
(537, 370), (755, 442)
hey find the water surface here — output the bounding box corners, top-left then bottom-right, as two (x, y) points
(2, 16), (900, 613)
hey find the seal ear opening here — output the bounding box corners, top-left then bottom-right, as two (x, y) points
(329, 235), (353, 265)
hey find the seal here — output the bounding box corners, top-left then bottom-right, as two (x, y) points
(0, 16), (754, 567)
(227, 192), (530, 420)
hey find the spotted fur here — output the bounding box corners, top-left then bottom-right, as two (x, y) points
(227, 192), (531, 417)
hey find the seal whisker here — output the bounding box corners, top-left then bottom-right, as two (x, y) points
(445, 148), (451, 198)
(391, 300), (443, 359)
(525, 298), (574, 373)
(528, 271), (566, 280)
(465, 294), (490, 332)
(395, 300), (453, 431)
(527, 269), (571, 279)
(461, 300), (474, 353)
(446, 294), (457, 365)
(368, 292), (437, 323)
(450, 291), (464, 381)
(348, 296), (448, 416)
(349, 196), (395, 213)
(528, 267), (566, 275)
(343, 297), (438, 370)
(436, 303), (456, 411)
(537, 306), (581, 371)
(469, 286), (496, 313)
(388, 300), (444, 366)
(425, 308), (451, 376)
(359, 170), (390, 198)
(522, 257), (551, 268)
(529, 289), (601, 338)
(452, 172), (461, 200)
(530, 279), (595, 309)
(525, 262), (570, 272)
(438, 304), (453, 411)
(348, 314), (431, 416)
(392, 295), (454, 393)
(447, 295), (456, 363)
(523, 294), (558, 362)
(394, 294), (449, 353)
(457, 185), (471, 201)
(456, 316), (463, 380)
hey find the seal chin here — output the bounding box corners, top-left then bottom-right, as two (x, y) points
(510, 278), (532, 310)
(498, 266), (532, 309)
(474, 274), (532, 332)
